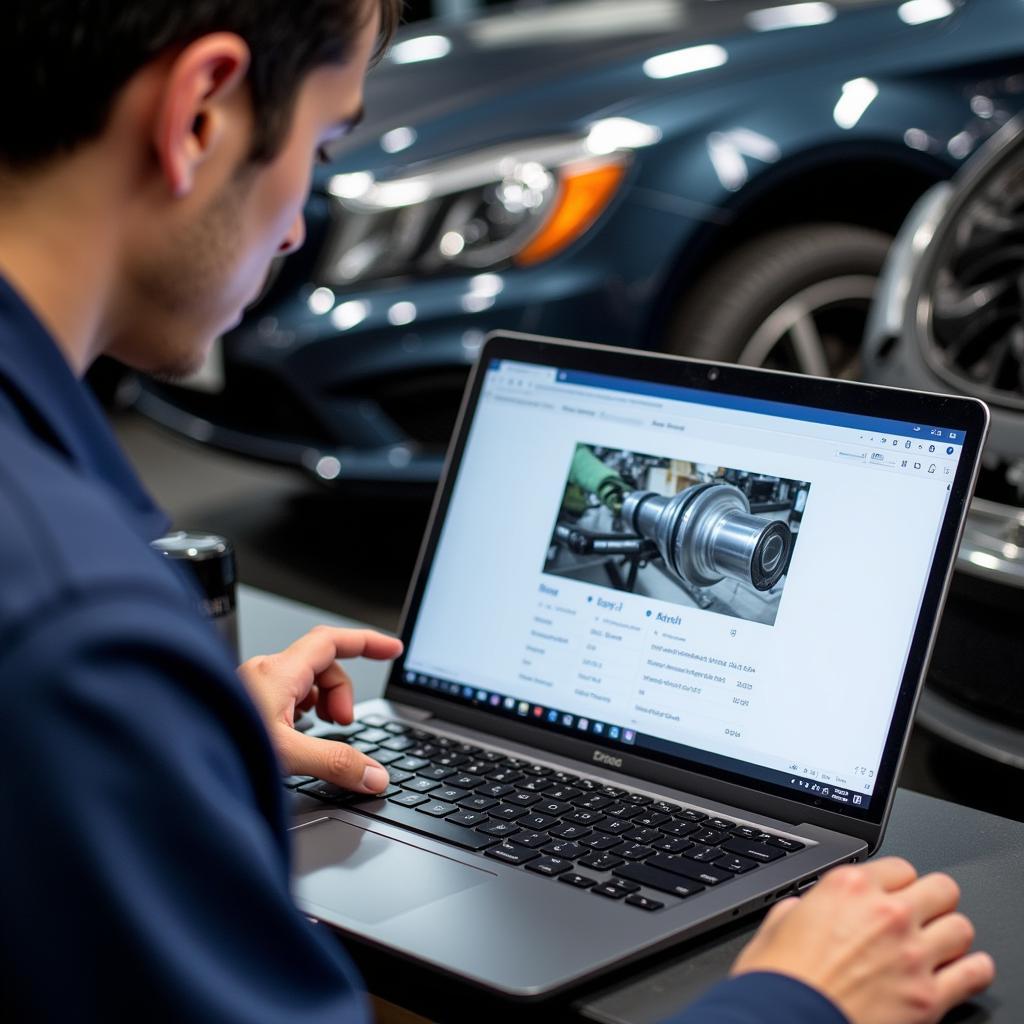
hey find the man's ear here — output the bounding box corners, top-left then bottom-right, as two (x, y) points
(153, 33), (251, 198)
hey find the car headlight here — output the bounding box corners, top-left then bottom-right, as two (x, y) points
(317, 119), (660, 285)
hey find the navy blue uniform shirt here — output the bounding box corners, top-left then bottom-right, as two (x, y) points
(0, 277), (845, 1023)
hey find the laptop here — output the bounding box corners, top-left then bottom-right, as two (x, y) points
(289, 331), (987, 999)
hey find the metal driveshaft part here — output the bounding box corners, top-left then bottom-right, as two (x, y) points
(620, 483), (792, 591)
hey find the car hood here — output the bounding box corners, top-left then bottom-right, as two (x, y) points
(318, 0), (954, 176)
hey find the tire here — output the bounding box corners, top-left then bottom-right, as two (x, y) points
(664, 223), (893, 379)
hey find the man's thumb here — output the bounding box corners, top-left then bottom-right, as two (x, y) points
(279, 730), (390, 794)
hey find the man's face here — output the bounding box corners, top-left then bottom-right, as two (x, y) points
(110, 9), (379, 378)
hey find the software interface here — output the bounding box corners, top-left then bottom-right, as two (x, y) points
(404, 360), (967, 811)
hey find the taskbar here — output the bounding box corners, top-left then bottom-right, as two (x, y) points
(400, 668), (874, 813)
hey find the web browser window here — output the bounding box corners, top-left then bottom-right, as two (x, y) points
(403, 360), (967, 812)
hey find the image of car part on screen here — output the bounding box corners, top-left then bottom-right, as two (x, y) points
(543, 444), (810, 627)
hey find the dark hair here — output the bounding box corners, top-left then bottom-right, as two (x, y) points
(0, 0), (402, 168)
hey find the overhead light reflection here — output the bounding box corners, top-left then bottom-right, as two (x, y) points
(388, 301), (418, 327)
(331, 300), (370, 331)
(585, 117), (662, 155)
(747, 2), (836, 32)
(643, 44), (728, 80)
(327, 172), (374, 200)
(897, 0), (954, 25)
(707, 129), (781, 191)
(380, 126), (417, 154)
(307, 287), (335, 316)
(833, 78), (879, 130)
(389, 35), (452, 65)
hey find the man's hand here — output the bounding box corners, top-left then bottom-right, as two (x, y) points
(238, 625), (403, 795)
(731, 857), (994, 1024)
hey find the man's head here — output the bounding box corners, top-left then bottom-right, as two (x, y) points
(0, 1), (401, 376)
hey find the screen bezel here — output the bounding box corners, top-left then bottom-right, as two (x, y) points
(385, 332), (988, 848)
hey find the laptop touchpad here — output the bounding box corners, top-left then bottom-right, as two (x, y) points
(292, 817), (493, 925)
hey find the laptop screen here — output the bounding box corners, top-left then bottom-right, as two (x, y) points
(400, 355), (970, 817)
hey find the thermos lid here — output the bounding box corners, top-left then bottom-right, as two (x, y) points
(151, 531), (236, 592)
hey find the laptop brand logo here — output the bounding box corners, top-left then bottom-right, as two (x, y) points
(593, 750), (623, 769)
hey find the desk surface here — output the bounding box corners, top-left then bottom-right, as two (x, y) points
(239, 586), (1024, 1023)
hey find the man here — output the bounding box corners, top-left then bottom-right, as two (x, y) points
(0, 2), (994, 1021)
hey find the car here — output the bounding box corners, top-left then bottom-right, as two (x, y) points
(133, 0), (1024, 490)
(862, 112), (1024, 768)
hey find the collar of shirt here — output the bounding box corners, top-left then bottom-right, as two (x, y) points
(0, 275), (171, 542)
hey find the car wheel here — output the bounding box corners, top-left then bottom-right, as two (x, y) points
(664, 224), (892, 378)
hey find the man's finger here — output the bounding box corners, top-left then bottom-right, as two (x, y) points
(281, 627), (403, 681)
(278, 730), (390, 794)
(860, 856), (918, 891)
(901, 872), (961, 926)
(933, 952), (995, 1013)
(314, 663), (354, 723)
(921, 912), (975, 967)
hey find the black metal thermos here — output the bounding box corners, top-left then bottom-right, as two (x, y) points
(151, 531), (239, 661)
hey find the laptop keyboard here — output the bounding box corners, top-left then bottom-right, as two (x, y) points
(290, 715), (808, 912)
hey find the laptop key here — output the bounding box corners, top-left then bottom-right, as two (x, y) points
(488, 769), (524, 784)
(547, 786), (581, 801)
(632, 811), (670, 829)
(379, 736), (415, 752)
(296, 780), (358, 803)
(535, 799), (571, 817)
(574, 794), (613, 811)
(490, 805), (528, 822)
(478, 782), (515, 799)
(390, 792), (430, 808)
(525, 856), (572, 877)
(459, 795), (498, 812)
(449, 773), (483, 790)
(543, 840), (583, 859)
(433, 753), (469, 768)
(477, 821), (521, 838)
(709, 817), (736, 831)
(407, 744), (438, 759)
(732, 825), (764, 840)
(604, 803), (643, 820)
(402, 778), (440, 794)
(624, 827), (660, 845)
(718, 854), (759, 874)
(565, 809), (605, 826)
(322, 723), (364, 740)
(599, 786), (626, 798)
(592, 880), (639, 900)
(350, 741), (379, 754)
(520, 778), (552, 793)
(765, 836), (805, 853)
(579, 834), (621, 852)
(558, 873), (596, 889)
(434, 787), (471, 803)
(354, 728), (390, 744)
(691, 828), (730, 846)
(513, 831), (551, 849)
(661, 821), (700, 838)
(549, 823), (591, 841)
(358, 715), (388, 728)
(485, 843), (540, 867)
(625, 894), (665, 911)
(678, 808), (708, 823)
(383, 722), (408, 734)
(518, 813), (558, 831)
(595, 818), (634, 836)
(652, 837), (693, 855)
(683, 844), (723, 863)
(578, 851), (625, 872)
(721, 839), (786, 863)
(369, 749), (404, 766)
(505, 792), (541, 807)
(391, 756), (430, 772)
(551, 772), (580, 785)
(420, 766), (456, 781)
(614, 843), (655, 861)
(613, 863), (705, 899)
(651, 801), (681, 814)
(446, 810), (489, 827)
(386, 768), (415, 785)
(647, 854), (731, 885)
(477, 750), (504, 763)
(417, 801), (459, 818)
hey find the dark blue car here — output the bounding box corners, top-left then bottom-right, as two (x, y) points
(135, 0), (1024, 489)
